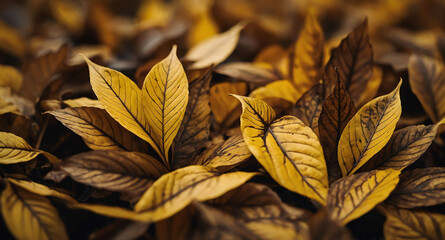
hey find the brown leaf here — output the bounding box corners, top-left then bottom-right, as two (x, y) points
(359, 123), (440, 172)
(386, 167), (445, 208)
(324, 19), (373, 103)
(292, 83), (324, 136)
(318, 75), (356, 184)
(215, 62), (281, 84)
(408, 54), (445, 123)
(309, 209), (352, 240)
(173, 69), (212, 169)
(20, 44), (68, 101)
(379, 204), (445, 240)
(58, 150), (168, 197)
(49, 107), (148, 152)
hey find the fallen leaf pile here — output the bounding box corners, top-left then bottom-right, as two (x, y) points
(1, 0), (445, 239)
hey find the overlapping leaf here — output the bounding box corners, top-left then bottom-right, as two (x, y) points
(324, 19), (373, 103)
(173, 69), (211, 169)
(84, 46), (188, 166)
(134, 165), (256, 222)
(291, 13), (324, 93)
(0, 131), (40, 164)
(408, 54), (445, 123)
(1, 182), (68, 240)
(209, 82), (247, 127)
(233, 95), (328, 204)
(184, 22), (245, 69)
(380, 205), (445, 240)
(338, 81), (402, 176)
(215, 62), (281, 84)
(57, 150), (168, 195)
(386, 168), (445, 208)
(326, 169), (400, 225)
(360, 123), (441, 172)
(249, 80), (301, 104)
(292, 83), (324, 136)
(143, 46), (189, 165)
(194, 133), (252, 171)
(49, 107), (148, 152)
(319, 76), (356, 184)
(84, 56), (159, 156)
(20, 44), (68, 101)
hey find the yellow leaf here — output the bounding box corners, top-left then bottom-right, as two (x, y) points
(7, 178), (76, 204)
(83, 55), (160, 155)
(254, 44), (289, 78)
(249, 80), (301, 104)
(291, 13), (324, 93)
(184, 22), (246, 69)
(327, 169), (400, 225)
(134, 165), (257, 222)
(209, 82), (247, 127)
(186, 11), (220, 48)
(233, 95), (328, 204)
(0, 132), (39, 164)
(1, 182), (68, 240)
(63, 97), (104, 109)
(50, 0), (85, 33)
(0, 65), (22, 92)
(49, 107), (148, 152)
(0, 20), (25, 58)
(380, 205), (445, 240)
(338, 80), (402, 176)
(137, 0), (171, 28)
(194, 132), (252, 171)
(142, 45), (189, 165)
(84, 46), (189, 166)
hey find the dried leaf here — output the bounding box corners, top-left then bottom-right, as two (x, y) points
(184, 22), (246, 69)
(142, 45), (189, 165)
(209, 82), (247, 125)
(194, 133), (251, 171)
(215, 62), (281, 84)
(20, 45), (68, 101)
(380, 204), (445, 240)
(134, 165), (257, 222)
(63, 97), (104, 109)
(324, 19), (373, 103)
(49, 107), (148, 152)
(408, 54), (445, 123)
(173, 69), (211, 169)
(233, 95), (328, 204)
(249, 80), (301, 104)
(319, 76), (356, 184)
(0, 132), (40, 164)
(327, 169), (400, 225)
(1, 182), (68, 240)
(292, 83), (324, 136)
(291, 13), (324, 93)
(58, 151), (167, 195)
(386, 167), (445, 208)
(338, 81), (402, 176)
(360, 123), (441, 172)
(0, 65), (23, 92)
